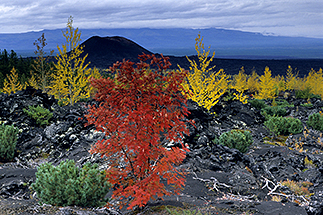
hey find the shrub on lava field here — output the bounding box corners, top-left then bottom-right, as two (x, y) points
(23, 105), (53, 126)
(264, 116), (303, 136)
(261, 105), (287, 118)
(84, 53), (192, 209)
(295, 87), (321, 99)
(280, 179), (313, 197)
(307, 113), (323, 131)
(0, 124), (19, 161)
(213, 130), (253, 153)
(31, 159), (111, 207)
(275, 99), (294, 108)
(249, 99), (267, 110)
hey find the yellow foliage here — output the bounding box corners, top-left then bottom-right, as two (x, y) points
(231, 67), (248, 104)
(88, 67), (101, 97)
(180, 33), (229, 111)
(232, 67), (247, 92)
(246, 70), (259, 94)
(28, 74), (39, 90)
(304, 68), (323, 99)
(285, 65), (299, 91)
(293, 77), (306, 91)
(233, 92), (248, 104)
(304, 156), (316, 168)
(274, 75), (286, 94)
(280, 179), (313, 197)
(271, 195), (282, 202)
(2, 67), (25, 94)
(48, 16), (100, 105)
(254, 67), (276, 100)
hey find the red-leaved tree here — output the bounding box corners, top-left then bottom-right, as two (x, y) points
(84, 53), (192, 209)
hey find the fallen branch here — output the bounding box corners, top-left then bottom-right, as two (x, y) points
(261, 176), (310, 206)
(192, 172), (231, 192)
(192, 172), (259, 202)
(261, 176), (281, 194)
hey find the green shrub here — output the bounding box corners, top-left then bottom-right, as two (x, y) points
(213, 130), (253, 153)
(0, 124), (19, 161)
(23, 105), (53, 126)
(301, 103), (313, 108)
(307, 113), (323, 131)
(223, 90), (234, 102)
(58, 98), (69, 107)
(275, 99), (294, 108)
(249, 99), (267, 110)
(296, 87), (321, 99)
(264, 116), (303, 136)
(261, 105), (287, 118)
(31, 159), (111, 207)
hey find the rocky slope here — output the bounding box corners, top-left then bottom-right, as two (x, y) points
(1, 87), (323, 214)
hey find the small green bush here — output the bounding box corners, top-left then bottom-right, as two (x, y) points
(0, 124), (19, 161)
(223, 90), (234, 102)
(213, 130), (253, 153)
(58, 98), (69, 107)
(275, 99), (294, 108)
(301, 103), (313, 108)
(23, 105), (53, 126)
(261, 105), (287, 118)
(307, 113), (323, 131)
(296, 87), (321, 99)
(249, 99), (267, 110)
(264, 116), (303, 136)
(31, 159), (111, 207)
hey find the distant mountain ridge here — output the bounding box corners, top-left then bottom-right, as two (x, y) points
(78, 35), (322, 78)
(0, 28), (322, 59)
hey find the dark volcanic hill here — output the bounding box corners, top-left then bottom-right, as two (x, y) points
(79, 35), (323, 77)
(81, 36), (152, 68)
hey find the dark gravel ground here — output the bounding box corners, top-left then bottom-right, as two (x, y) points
(0, 169), (308, 215)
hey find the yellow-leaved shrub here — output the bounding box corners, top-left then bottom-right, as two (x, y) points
(304, 68), (323, 98)
(180, 33), (229, 111)
(254, 67), (276, 100)
(2, 67), (26, 94)
(246, 70), (259, 94)
(285, 65), (299, 91)
(231, 67), (248, 104)
(48, 16), (100, 105)
(274, 75), (286, 94)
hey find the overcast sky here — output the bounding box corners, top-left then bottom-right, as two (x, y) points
(0, 0), (322, 38)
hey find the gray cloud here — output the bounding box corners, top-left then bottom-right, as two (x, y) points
(0, 0), (322, 38)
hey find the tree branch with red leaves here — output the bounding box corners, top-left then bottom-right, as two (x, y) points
(84, 53), (193, 209)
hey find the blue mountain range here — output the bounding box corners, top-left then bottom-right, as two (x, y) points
(0, 28), (322, 59)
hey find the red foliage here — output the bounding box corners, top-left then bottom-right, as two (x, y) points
(84, 53), (192, 209)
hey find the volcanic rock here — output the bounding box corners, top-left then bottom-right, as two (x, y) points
(1, 88), (323, 214)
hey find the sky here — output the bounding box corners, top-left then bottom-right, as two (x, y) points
(0, 0), (322, 38)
